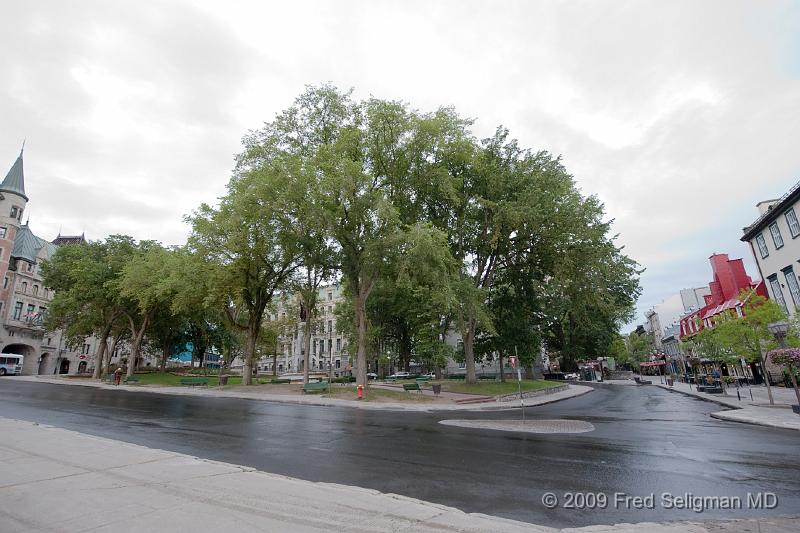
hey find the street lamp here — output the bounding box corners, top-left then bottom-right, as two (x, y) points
(762, 320), (789, 406)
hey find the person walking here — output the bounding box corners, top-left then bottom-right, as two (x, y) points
(113, 367), (123, 386)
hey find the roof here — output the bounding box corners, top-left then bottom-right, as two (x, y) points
(12, 224), (57, 263)
(1, 149), (28, 201)
(742, 180), (800, 241)
(52, 234), (86, 246)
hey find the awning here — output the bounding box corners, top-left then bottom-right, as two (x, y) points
(639, 361), (667, 367)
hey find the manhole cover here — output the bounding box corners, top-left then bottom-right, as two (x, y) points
(438, 419), (595, 434)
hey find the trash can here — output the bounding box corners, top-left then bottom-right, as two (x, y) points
(432, 383), (442, 396)
(666, 378), (673, 386)
(218, 374), (229, 386)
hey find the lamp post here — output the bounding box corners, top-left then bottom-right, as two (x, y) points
(763, 320), (789, 406)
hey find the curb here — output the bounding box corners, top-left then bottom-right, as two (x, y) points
(12, 376), (592, 413)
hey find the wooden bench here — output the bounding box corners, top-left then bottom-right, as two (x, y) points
(179, 377), (209, 387)
(302, 381), (330, 393)
(403, 383), (421, 392)
(124, 376), (140, 384)
(385, 376), (398, 382)
(415, 376), (431, 382)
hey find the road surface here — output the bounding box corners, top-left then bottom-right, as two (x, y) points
(1, 379), (798, 528)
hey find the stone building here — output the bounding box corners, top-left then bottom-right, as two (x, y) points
(0, 149), (100, 375)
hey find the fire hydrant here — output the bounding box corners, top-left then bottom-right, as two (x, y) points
(357, 384), (364, 400)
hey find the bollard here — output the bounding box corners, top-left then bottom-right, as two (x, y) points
(357, 384), (364, 400)
(737, 389), (741, 401)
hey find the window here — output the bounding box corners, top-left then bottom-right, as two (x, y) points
(312, 342), (316, 355)
(328, 339), (333, 353)
(47, 337), (51, 346)
(26, 303), (35, 318)
(13, 301), (22, 320)
(784, 267), (800, 310)
(320, 339), (325, 354)
(328, 320), (332, 333)
(335, 359), (341, 369)
(769, 222), (784, 249)
(756, 233), (769, 258)
(336, 338), (341, 352)
(27, 262), (33, 272)
(33, 285), (38, 296)
(458, 361), (466, 369)
(786, 208), (800, 238)
(0, 357), (5, 365)
(769, 275), (788, 312)
(0, 227), (6, 238)
(9, 206), (17, 219)
(21, 282), (27, 293)
(17, 208), (22, 221)
(3, 276), (7, 289)
(82, 344), (90, 354)
(328, 292), (332, 301)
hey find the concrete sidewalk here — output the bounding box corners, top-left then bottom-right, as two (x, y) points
(1, 418), (796, 533)
(9, 375), (593, 412)
(653, 381), (800, 432)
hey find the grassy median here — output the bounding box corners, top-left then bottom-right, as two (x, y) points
(437, 379), (562, 396)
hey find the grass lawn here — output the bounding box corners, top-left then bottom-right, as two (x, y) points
(323, 385), (434, 402)
(438, 379), (562, 396)
(130, 372), (244, 387)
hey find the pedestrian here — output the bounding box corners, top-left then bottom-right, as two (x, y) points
(114, 367), (123, 386)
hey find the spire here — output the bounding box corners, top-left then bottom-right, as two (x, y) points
(1, 145), (29, 201)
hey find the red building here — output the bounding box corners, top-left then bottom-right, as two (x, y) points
(679, 253), (767, 338)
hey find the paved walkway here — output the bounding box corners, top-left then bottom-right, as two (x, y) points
(653, 380), (800, 431)
(1, 418), (796, 533)
(8, 375), (593, 412)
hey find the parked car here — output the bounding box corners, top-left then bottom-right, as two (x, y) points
(366, 372), (378, 380)
(389, 371), (411, 379)
(564, 372), (579, 380)
(421, 372), (436, 379)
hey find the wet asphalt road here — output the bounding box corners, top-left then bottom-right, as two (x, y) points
(1, 379), (798, 528)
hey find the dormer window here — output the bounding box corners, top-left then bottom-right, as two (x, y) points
(9, 206), (17, 219)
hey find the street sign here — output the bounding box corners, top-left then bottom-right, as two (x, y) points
(509, 356), (517, 368)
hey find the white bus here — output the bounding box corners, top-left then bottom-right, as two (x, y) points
(0, 354), (23, 376)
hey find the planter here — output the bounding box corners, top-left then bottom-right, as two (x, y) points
(218, 374), (229, 386)
(792, 405), (800, 415)
(432, 383), (442, 396)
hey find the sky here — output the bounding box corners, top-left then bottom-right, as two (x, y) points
(1, 0), (799, 330)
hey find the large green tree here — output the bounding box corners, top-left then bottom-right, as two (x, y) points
(42, 235), (138, 378)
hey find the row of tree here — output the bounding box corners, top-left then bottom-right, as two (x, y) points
(43, 85), (642, 385)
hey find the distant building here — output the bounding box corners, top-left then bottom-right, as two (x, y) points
(644, 287), (711, 349)
(679, 253), (767, 339)
(742, 182), (800, 316)
(0, 149), (93, 375)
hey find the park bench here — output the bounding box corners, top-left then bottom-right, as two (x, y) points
(403, 383), (421, 392)
(124, 376), (140, 384)
(415, 376), (431, 382)
(270, 378), (291, 384)
(302, 381), (330, 393)
(697, 384), (723, 394)
(179, 377), (209, 387)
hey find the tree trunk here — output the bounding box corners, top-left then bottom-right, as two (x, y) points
(106, 336), (118, 374)
(499, 351), (505, 382)
(355, 293), (369, 387)
(272, 351), (278, 376)
(126, 314), (150, 378)
(303, 312), (313, 384)
(463, 319), (477, 384)
(242, 321), (258, 386)
(93, 323), (112, 379)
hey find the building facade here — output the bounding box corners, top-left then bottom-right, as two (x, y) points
(742, 182), (800, 316)
(678, 253), (768, 382)
(0, 149), (104, 375)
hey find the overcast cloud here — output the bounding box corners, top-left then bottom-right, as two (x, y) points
(1, 0), (798, 329)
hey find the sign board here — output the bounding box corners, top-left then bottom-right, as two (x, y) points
(509, 356), (517, 369)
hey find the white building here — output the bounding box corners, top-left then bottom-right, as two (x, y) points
(644, 287), (711, 348)
(742, 182), (800, 315)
